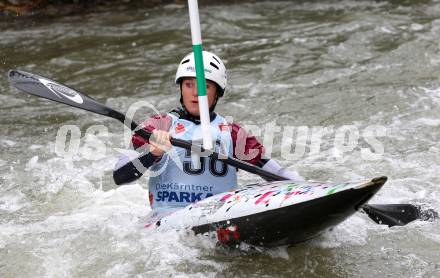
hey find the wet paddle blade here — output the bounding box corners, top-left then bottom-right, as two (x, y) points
(362, 204), (438, 227)
(8, 70), (126, 121)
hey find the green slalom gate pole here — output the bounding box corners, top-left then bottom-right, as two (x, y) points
(187, 0), (213, 150)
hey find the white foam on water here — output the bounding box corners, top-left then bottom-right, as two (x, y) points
(29, 144), (44, 150)
(310, 214), (373, 249)
(104, 262), (135, 278)
(134, 230), (225, 276)
(0, 190), (29, 213)
(0, 131), (232, 276)
(1, 139), (16, 147)
(265, 246), (290, 259)
(410, 23), (425, 31)
(420, 86), (440, 104)
(411, 117), (440, 127)
(39, 235), (76, 277)
(49, 57), (85, 67)
(25, 155), (39, 170)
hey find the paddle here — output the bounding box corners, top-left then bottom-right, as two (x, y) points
(8, 69), (437, 227)
(362, 203), (438, 227)
(7, 69), (286, 182)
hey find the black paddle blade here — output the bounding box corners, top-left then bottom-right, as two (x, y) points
(362, 204), (438, 227)
(8, 70), (125, 121)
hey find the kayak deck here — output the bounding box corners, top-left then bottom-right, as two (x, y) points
(157, 177), (387, 247)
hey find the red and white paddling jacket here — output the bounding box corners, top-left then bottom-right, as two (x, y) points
(114, 108), (303, 212)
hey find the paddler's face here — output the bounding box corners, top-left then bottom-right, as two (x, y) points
(181, 77), (218, 116)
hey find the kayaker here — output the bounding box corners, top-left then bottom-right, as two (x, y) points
(113, 50), (303, 215)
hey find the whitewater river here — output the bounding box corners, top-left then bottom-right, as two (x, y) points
(1, 0), (440, 277)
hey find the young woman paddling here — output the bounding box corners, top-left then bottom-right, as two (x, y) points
(113, 51), (303, 215)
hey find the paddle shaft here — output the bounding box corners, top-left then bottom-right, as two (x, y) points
(115, 113), (286, 181)
(8, 70), (286, 182)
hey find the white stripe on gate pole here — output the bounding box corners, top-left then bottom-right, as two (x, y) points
(188, 0), (202, 45)
(188, 0), (213, 150)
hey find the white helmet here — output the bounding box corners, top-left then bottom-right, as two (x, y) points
(175, 51), (227, 95)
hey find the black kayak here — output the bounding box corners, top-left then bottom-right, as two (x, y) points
(151, 176), (387, 247)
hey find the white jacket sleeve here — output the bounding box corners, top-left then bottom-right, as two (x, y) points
(261, 159), (305, 182)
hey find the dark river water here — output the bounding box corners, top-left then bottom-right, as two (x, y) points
(1, 1), (440, 277)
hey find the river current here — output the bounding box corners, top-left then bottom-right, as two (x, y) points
(1, 1), (440, 277)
